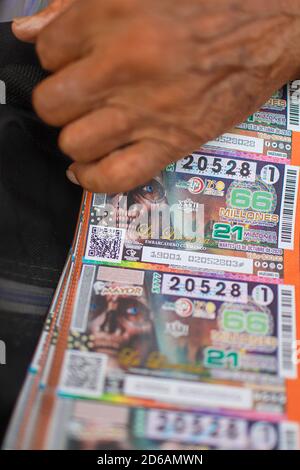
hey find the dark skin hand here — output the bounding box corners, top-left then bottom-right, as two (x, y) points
(13, 0), (300, 194)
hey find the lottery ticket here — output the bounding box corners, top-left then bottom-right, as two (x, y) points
(44, 400), (300, 450)
(4, 80), (300, 451)
(83, 156), (300, 281)
(8, 155), (299, 449)
(54, 264), (298, 415)
(5, 163), (300, 449)
(202, 81), (300, 165)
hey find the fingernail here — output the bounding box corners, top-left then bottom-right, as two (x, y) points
(66, 169), (80, 186)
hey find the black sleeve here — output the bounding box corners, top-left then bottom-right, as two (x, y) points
(0, 22), (82, 288)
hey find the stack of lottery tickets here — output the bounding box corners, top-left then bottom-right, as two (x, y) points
(4, 81), (300, 450)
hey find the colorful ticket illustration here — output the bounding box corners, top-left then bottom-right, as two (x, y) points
(55, 264), (298, 414)
(4, 80), (300, 450)
(45, 400), (300, 450)
(83, 156), (300, 281)
(202, 82), (300, 165)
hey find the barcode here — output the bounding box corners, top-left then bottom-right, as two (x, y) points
(287, 82), (300, 131)
(59, 350), (107, 398)
(279, 166), (299, 249)
(280, 422), (300, 450)
(85, 225), (126, 263)
(71, 265), (96, 331)
(278, 285), (297, 379)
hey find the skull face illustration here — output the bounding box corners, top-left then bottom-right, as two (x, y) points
(130, 176), (168, 209)
(107, 175), (169, 241)
(89, 282), (153, 358)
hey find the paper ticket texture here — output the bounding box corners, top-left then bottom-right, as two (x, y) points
(4, 83), (300, 450)
(202, 82), (300, 165)
(45, 400), (300, 450)
(54, 264), (298, 415)
(84, 157), (300, 281)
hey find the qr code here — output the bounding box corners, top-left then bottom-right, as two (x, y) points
(85, 225), (126, 263)
(59, 351), (107, 398)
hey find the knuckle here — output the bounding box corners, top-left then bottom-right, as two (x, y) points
(112, 108), (132, 134)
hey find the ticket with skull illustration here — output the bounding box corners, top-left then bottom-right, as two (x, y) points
(5, 77), (300, 450)
(4, 180), (300, 449)
(44, 399), (300, 450)
(53, 263), (298, 415)
(4, 191), (300, 450)
(201, 81), (300, 165)
(83, 155), (300, 282)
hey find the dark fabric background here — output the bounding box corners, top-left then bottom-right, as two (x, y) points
(0, 22), (82, 287)
(0, 22), (82, 443)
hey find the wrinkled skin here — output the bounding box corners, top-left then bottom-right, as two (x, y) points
(13, 0), (300, 193)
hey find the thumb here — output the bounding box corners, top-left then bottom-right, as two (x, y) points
(12, 0), (75, 43)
